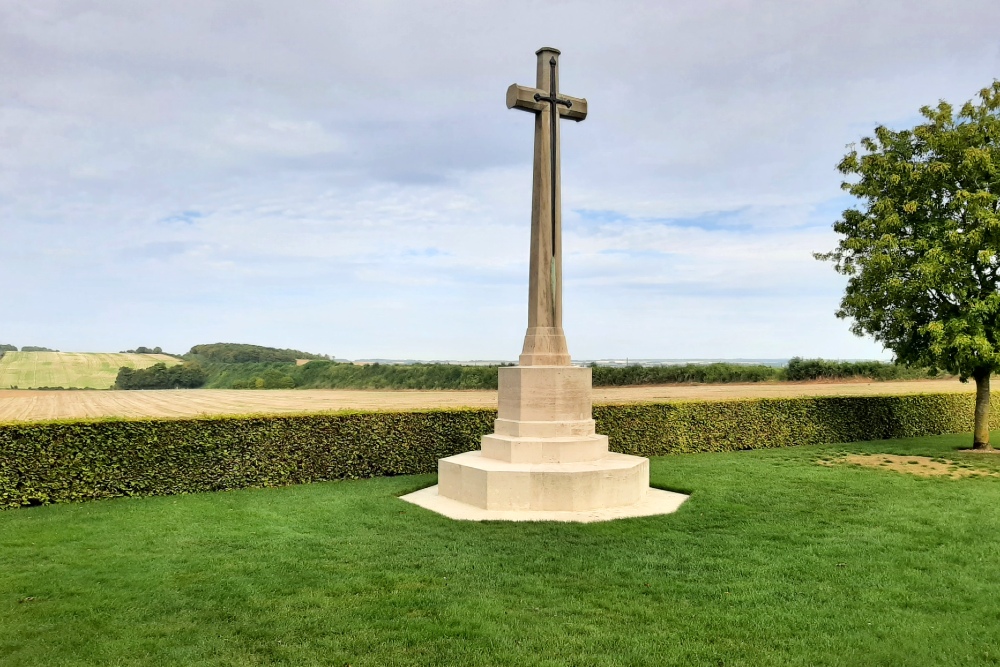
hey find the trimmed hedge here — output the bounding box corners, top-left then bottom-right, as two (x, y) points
(595, 393), (992, 456)
(0, 393), (993, 509)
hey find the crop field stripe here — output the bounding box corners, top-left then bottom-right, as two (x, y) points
(0, 379), (977, 423)
(0, 352), (181, 390)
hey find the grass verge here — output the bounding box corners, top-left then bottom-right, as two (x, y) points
(2, 433), (999, 666)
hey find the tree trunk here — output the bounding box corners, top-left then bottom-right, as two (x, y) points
(973, 369), (993, 450)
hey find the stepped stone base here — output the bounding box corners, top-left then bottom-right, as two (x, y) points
(400, 484), (688, 523)
(438, 450), (648, 511)
(400, 364), (688, 522)
(481, 433), (609, 463)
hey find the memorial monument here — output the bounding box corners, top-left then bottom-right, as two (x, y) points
(402, 48), (688, 521)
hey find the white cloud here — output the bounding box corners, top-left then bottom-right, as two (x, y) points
(1, 0), (997, 359)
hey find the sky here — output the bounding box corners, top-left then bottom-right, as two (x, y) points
(2, 1), (999, 361)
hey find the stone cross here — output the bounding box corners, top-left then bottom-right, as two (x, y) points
(507, 47), (587, 366)
(400, 49), (685, 522)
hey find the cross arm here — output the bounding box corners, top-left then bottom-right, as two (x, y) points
(506, 84), (588, 122)
(506, 84), (545, 112)
(557, 97), (587, 122)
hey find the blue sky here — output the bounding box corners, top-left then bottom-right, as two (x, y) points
(2, 1), (999, 360)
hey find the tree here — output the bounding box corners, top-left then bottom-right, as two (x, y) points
(115, 362), (207, 389)
(186, 343), (329, 363)
(817, 81), (1000, 450)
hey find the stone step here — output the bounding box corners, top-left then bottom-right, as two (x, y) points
(493, 417), (596, 438)
(401, 485), (689, 523)
(481, 433), (609, 463)
(438, 450), (649, 511)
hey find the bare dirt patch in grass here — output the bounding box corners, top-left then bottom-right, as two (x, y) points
(822, 454), (1000, 479)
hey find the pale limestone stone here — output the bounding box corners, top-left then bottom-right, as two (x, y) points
(437, 451), (648, 511)
(508, 46), (586, 367)
(492, 418), (596, 438)
(481, 433), (609, 464)
(400, 486), (689, 523)
(497, 365), (593, 423)
(400, 48), (688, 522)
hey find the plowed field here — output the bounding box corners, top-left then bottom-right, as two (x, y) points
(0, 378), (973, 423)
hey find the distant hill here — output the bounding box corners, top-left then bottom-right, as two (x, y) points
(186, 343), (330, 364)
(0, 351), (181, 389)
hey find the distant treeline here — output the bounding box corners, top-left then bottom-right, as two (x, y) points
(115, 363), (207, 390)
(592, 363), (779, 386)
(191, 357), (942, 390)
(200, 361), (499, 390)
(113, 343), (332, 390)
(3, 345), (59, 352)
(592, 358), (935, 386)
(108, 340), (945, 391)
(783, 357), (934, 381)
(186, 343), (330, 364)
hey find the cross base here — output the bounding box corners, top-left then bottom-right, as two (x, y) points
(401, 365), (689, 523)
(519, 326), (571, 366)
(400, 484), (688, 523)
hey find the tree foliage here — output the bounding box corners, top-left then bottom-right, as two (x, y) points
(115, 363), (207, 390)
(230, 368), (296, 390)
(0, 344), (16, 352)
(817, 81), (1000, 380)
(591, 363), (780, 385)
(783, 357), (930, 382)
(186, 343), (329, 363)
(196, 359), (936, 390)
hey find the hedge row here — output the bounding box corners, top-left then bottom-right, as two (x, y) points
(0, 393), (992, 509)
(594, 393), (991, 456)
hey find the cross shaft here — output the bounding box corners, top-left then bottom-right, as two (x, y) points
(506, 48), (587, 366)
(535, 57), (573, 259)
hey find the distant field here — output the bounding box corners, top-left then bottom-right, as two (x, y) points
(0, 351), (180, 389)
(0, 377), (974, 423)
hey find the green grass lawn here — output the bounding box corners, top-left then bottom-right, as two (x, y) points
(2, 434), (1000, 666)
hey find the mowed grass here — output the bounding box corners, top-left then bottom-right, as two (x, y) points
(2, 434), (1000, 666)
(0, 351), (180, 389)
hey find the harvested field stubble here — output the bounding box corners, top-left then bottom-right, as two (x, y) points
(0, 378), (975, 423)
